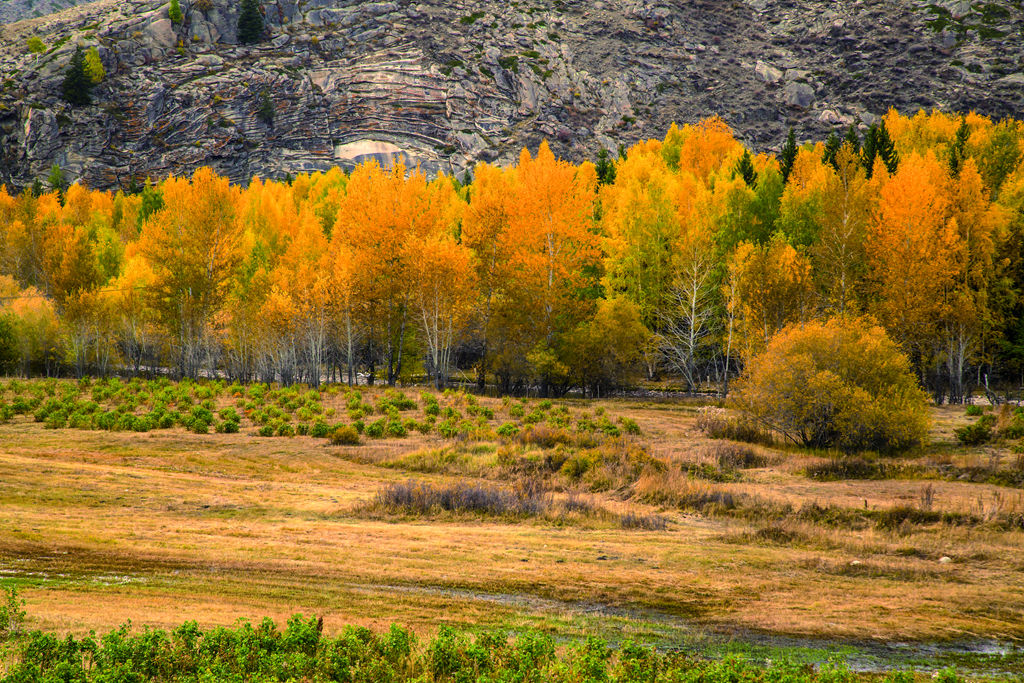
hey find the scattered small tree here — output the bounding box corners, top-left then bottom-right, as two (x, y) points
(731, 316), (930, 452)
(85, 46), (106, 84)
(26, 36), (46, 63)
(237, 0), (264, 44)
(256, 89), (274, 125)
(61, 45), (93, 106)
(169, 0), (184, 24)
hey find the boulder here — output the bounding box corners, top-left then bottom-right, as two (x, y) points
(755, 60), (783, 84)
(782, 82), (814, 108)
(145, 18), (177, 49)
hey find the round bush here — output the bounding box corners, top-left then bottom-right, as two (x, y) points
(731, 317), (929, 453)
(330, 425), (361, 445)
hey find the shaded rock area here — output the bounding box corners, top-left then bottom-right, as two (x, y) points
(0, 0), (1022, 190)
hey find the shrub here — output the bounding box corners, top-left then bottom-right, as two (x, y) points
(731, 317), (929, 453)
(258, 424), (275, 437)
(330, 425), (360, 445)
(965, 404), (983, 417)
(364, 417), (386, 438)
(517, 425), (572, 449)
(619, 512), (668, 531)
(619, 417), (642, 435)
(277, 423), (294, 437)
(311, 420), (330, 438)
(218, 420), (240, 434)
(496, 422), (519, 438)
(373, 480), (546, 517)
(955, 414), (994, 446)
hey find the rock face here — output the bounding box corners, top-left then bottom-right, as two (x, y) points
(0, 0), (1022, 190)
(0, 0), (94, 25)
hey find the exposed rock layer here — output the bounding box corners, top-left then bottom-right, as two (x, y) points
(0, 0), (1021, 190)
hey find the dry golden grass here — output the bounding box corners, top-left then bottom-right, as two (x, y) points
(1, 392), (1023, 646)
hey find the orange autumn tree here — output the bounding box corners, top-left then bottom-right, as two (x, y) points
(462, 162), (515, 389)
(499, 142), (600, 393)
(866, 151), (958, 380)
(136, 167), (245, 377)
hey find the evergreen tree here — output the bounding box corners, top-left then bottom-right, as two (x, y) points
(61, 45), (93, 106)
(823, 132), (842, 170)
(779, 128), (797, 183)
(875, 120), (900, 175)
(734, 149), (758, 188)
(861, 124), (878, 178)
(85, 46), (105, 84)
(48, 164), (66, 196)
(595, 148), (617, 185)
(949, 116), (970, 178)
(844, 123), (861, 154)
(238, 0), (264, 45)
(169, 0), (184, 24)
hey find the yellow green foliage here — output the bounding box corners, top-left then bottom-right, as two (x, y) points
(731, 316), (929, 452)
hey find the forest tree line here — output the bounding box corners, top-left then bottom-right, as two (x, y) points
(1, 109), (1023, 401)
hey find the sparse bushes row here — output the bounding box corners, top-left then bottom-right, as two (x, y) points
(0, 615), (961, 682)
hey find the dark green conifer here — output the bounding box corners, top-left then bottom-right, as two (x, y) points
(861, 124), (878, 178)
(238, 0), (264, 45)
(823, 132), (842, 170)
(734, 149), (758, 188)
(949, 117), (970, 177)
(779, 128), (797, 183)
(61, 45), (93, 106)
(844, 124), (861, 154)
(875, 120), (899, 175)
(595, 148), (617, 185)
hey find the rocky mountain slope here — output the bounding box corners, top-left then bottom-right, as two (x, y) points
(0, 0), (1021, 191)
(0, 0), (92, 25)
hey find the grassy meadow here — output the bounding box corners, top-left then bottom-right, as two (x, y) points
(0, 377), (1023, 677)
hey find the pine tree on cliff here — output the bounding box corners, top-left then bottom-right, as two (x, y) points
(62, 45), (92, 106)
(238, 0), (264, 44)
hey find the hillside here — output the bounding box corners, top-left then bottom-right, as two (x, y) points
(0, 0), (1022, 190)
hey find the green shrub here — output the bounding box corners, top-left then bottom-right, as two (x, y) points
(955, 415), (994, 446)
(258, 424), (275, 437)
(330, 425), (360, 445)
(191, 418), (209, 434)
(311, 420), (330, 438)
(965, 404), (983, 417)
(496, 422), (519, 438)
(365, 417), (386, 438)
(277, 423), (294, 437)
(295, 422), (310, 436)
(619, 417), (641, 435)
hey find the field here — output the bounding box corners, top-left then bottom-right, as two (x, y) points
(1, 378), (1023, 676)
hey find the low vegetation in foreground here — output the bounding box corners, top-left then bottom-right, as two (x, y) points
(0, 610), (969, 683)
(1, 378), (1023, 678)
